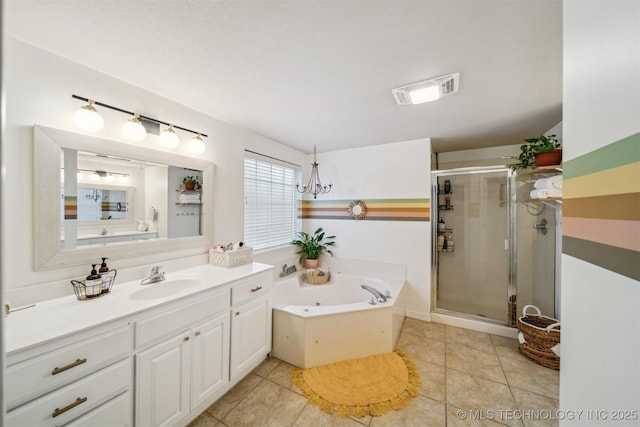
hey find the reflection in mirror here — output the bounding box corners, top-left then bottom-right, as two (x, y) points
(35, 126), (214, 270)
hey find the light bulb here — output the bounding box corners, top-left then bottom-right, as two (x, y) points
(73, 100), (104, 132)
(186, 134), (205, 155)
(122, 113), (147, 142)
(105, 174), (116, 183)
(408, 84), (440, 104)
(160, 125), (180, 149)
(77, 171), (84, 180)
(118, 175), (129, 184)
(90, 172), (100, 181)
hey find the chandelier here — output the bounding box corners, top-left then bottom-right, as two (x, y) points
(297, 145), (332, 199)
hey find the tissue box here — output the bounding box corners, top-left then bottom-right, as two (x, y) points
(209, 247), (253, 268)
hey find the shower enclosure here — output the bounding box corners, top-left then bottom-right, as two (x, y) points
(431, 166), (559, 326)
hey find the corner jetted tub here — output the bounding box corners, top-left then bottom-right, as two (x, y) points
(272, 270), (406, 369)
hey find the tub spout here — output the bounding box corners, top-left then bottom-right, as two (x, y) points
(361, 284), (386, 303)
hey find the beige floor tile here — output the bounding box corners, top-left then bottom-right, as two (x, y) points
(402, 318), (446, 341)
(446, 369), (521, 427)
(206, 373), (263, 420)
(267, 360), (300, 392)
(397, 331), (446, 366)
(446, 343), (507, 384)
(292, 404), (368, 426)
(188, 411), (220, 427)
(445, 326), (495, 353)
(491, 335), (521, 360)
(415, 360), (446, 402)
(499, 356), (559, 400)
(369, 395), (446, 427)
(446, 404), (510, 427)
(222, 378), (307, 427)
(511, 387), (559, 427)
(253, 356), (281, 378)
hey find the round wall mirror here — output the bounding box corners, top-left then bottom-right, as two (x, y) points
(348, 200), (367, 220)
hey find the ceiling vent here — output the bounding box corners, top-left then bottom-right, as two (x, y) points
(392, 72), (459, 105)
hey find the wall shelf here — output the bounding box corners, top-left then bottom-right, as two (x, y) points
(518, 164), (563, 176)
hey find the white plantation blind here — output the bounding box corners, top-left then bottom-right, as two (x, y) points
(244, 153), (301, 251)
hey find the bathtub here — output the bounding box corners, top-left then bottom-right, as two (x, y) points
(272, 268), (406, 369)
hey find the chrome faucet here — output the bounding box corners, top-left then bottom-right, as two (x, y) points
(141, 266), (165, 285)
(361, 284), (387, 303)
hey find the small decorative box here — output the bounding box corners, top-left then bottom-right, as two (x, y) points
(209, 247), (253, 268)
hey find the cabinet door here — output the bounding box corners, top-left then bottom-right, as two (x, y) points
(230, 295), (272, 380)
(190, 311), (230, 410)
(136, 332), (191, 427)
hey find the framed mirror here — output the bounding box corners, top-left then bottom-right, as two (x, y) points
(35, 125), (214, 270)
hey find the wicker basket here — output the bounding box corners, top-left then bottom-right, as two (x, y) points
(304, 269), (330, 285)
(517, 305), (560, 369)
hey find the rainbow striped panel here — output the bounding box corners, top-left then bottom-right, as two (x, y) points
(563, 133), (640, 280)
(301, 198), (430, 221)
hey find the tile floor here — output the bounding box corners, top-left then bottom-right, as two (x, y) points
(189, 318), (559, 427)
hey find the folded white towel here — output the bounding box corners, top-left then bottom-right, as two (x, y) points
(530, 189), (562, 199)
(534, 175), (563, 190)
(178, 194), (201, 203)
(518, 332), (526, 344)
(551, 343), (561, 357)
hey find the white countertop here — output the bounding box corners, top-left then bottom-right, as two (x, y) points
(5, 262), (273, 356)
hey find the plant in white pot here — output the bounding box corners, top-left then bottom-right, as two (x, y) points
(291, 227), (336, 268)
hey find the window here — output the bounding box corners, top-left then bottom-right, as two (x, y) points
(244, 152), (301, 251)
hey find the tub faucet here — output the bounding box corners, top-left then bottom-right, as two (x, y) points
(361, 284), (386, 303)
(141, 266), (165, 285)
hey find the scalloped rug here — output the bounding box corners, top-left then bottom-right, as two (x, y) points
(291, 348), (421, 418)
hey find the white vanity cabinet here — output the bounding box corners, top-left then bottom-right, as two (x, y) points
(5, 322), (133, 427)
(134, 287), (230, 427)
(230, 271), (273, 381)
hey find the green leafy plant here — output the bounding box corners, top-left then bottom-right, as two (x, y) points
(182, 176), (201, 190)
(291, 227), (336, 265)
(509, 134), (561, 171)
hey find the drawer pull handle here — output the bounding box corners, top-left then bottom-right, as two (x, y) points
(51, 358), (87, 376)
(250, 286), (263, 293)
(52, 396), (87, 418)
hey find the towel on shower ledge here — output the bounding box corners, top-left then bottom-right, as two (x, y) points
(530, 189), (562, 199)
(534, 175), (563, 190)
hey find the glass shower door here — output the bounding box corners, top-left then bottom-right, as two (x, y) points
(432, 167), (513, 324)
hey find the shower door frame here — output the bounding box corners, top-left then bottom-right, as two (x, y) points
(430, 166), (517, 326)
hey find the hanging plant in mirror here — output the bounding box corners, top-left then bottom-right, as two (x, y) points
(348, 200), (368, 220)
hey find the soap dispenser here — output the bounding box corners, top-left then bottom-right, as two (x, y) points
(98, 257), (110, 292)
(85, 264), (103, 297)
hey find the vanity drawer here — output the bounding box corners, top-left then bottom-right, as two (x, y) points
(231, 272), (272, 306)
(135, 288), (230, 349)
(64, 391), (132, 427)
(6, 325), (132, 410)
(6, 359), (131, 427)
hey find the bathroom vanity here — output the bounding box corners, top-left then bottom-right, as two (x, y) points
(4, 263), (273, 427)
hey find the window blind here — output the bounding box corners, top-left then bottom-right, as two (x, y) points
(244, 154), (301, 251)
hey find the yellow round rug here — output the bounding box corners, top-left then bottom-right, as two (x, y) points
(291, 348), (421, 417)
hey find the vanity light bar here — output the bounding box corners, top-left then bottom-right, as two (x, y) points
(71, 95), (208, 138)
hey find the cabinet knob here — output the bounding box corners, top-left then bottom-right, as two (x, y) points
(235, 311), (240, 316)
(183, 336), (190, 342)
(195, 331), (201, 336)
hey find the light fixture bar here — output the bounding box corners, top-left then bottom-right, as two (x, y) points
(72, 94), (208, 138)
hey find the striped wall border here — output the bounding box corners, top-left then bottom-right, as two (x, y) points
(562, 132), (640, 281)
(64, 196), (77, 220)
(301, 198), (430, 221)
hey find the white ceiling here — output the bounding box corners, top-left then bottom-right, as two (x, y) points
(6, 0), (562, 154)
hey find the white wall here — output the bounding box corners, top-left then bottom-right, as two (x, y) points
(304, 139), (432, 319)
(560, 1), (640, 423)
(3, 38), (305, 303)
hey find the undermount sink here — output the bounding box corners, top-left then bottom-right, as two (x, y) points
(129, 278), (202, 300)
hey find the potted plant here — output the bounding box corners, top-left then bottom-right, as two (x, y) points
(509, 134), (561, 171)
(183, 176), (201, 191)
(291, 227), (336, 268)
